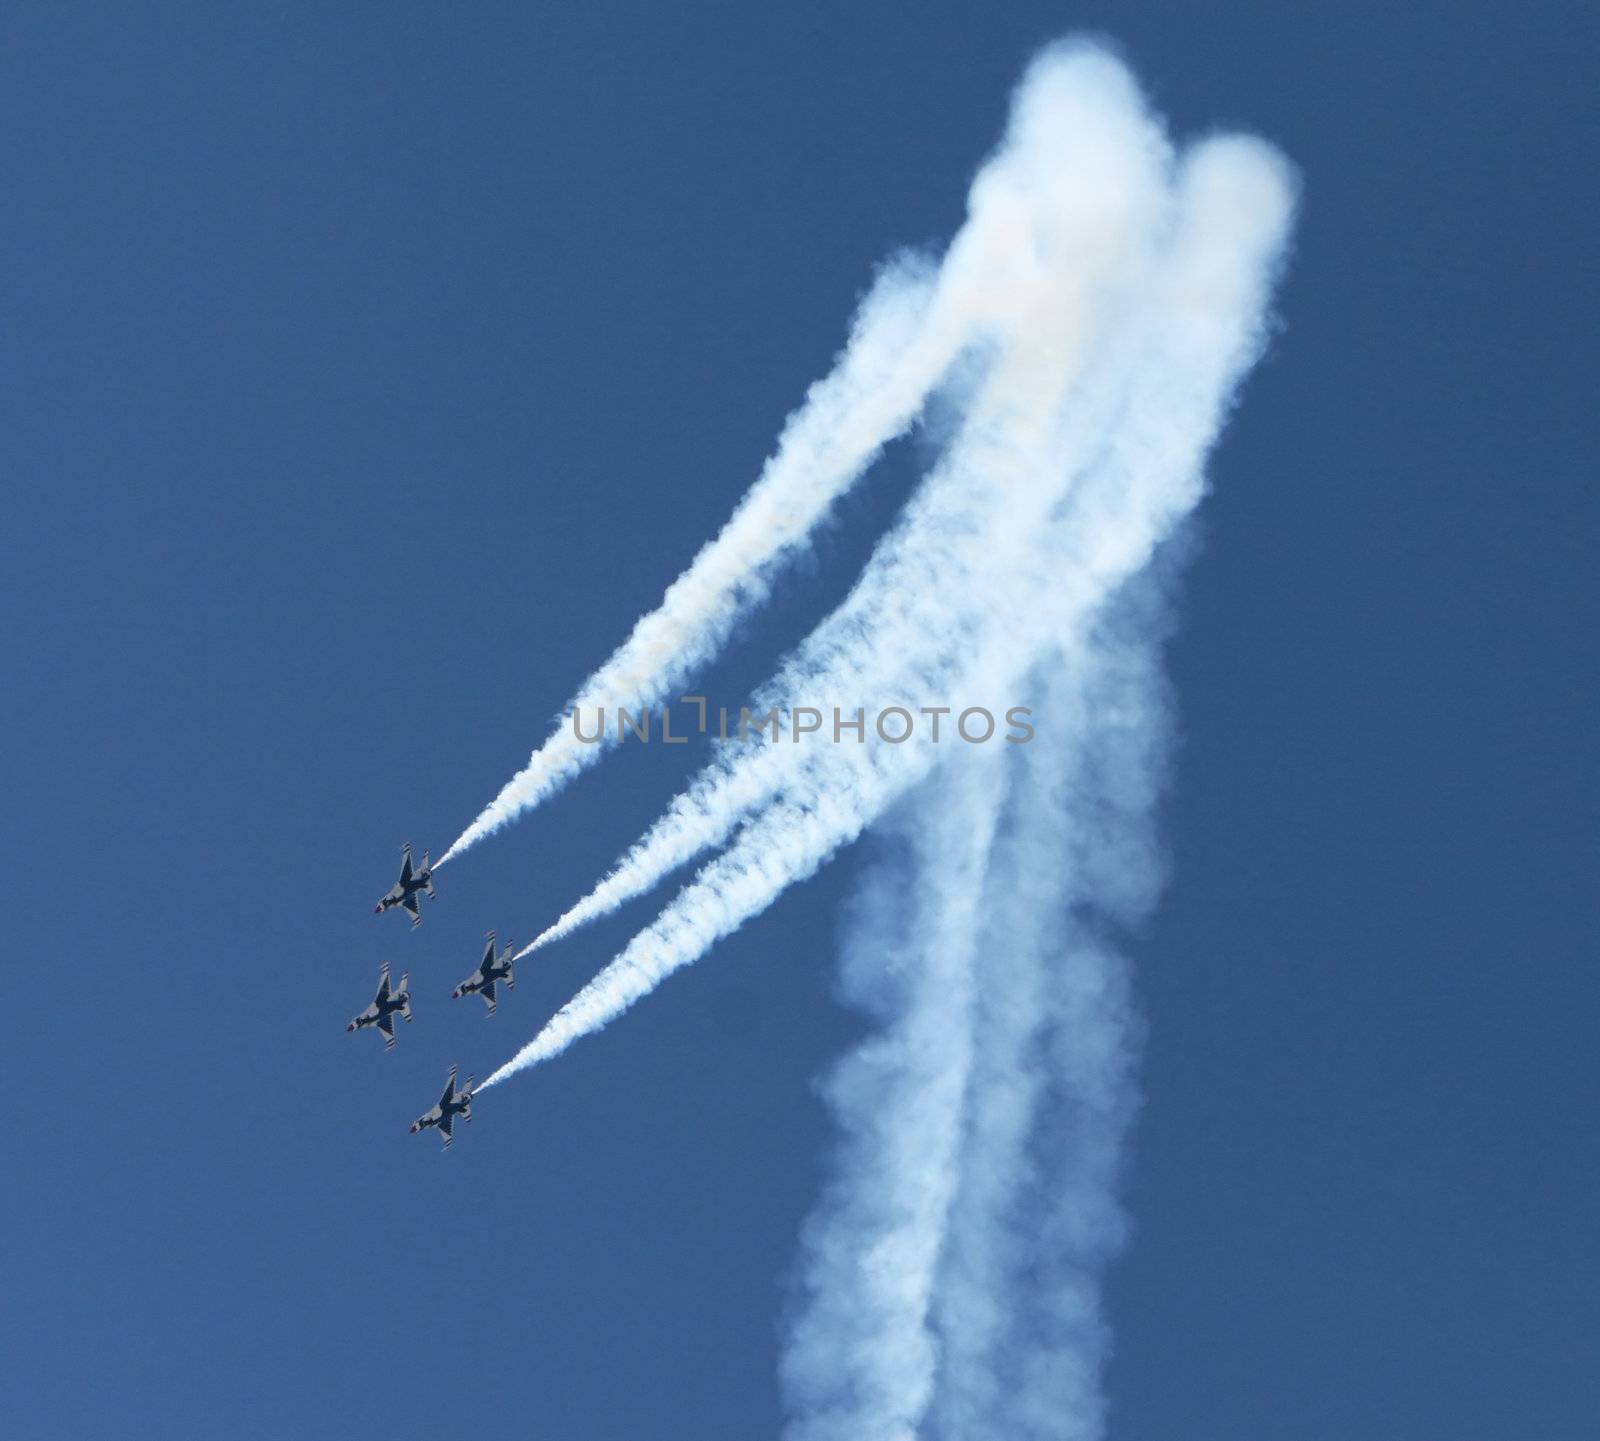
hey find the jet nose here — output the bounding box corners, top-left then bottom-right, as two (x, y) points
(409, 1123), (419, 1133)
(346, 1022), (355, 1032)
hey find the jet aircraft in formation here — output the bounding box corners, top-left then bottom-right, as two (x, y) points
(374, 843), (434, 928)
(453, 931), (516, 1016)
(350, 846), (522, 1147)
(411, 1065), (474, 1149)
(347, 963), (411, 1050)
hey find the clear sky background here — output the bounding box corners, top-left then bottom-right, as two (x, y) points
(3, 4), (1595, 1438)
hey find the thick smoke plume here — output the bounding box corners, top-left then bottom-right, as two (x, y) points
(436, 47), (1154, 867)
(482, 50), (1293, 1083)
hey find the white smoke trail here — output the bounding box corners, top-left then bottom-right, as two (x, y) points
(779, 559), (1181, 1441)
(435, 46), (1153, 869)
(478, 101), (1294, 1091)
(512, 113), (1291, 974)
(927, 564), (1178, 1441)
(433, 259), (939, 868)
(517, 47), (1176, 953)
(778, 598), (1165, 1441)
(780, 745), (1008, 1441)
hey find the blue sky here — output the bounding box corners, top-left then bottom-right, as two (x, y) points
(3, 4), (1595, 1438)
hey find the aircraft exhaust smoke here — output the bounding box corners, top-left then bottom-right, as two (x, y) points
(479, 46), (1295, 1096)
(434, 59), (1146, 870)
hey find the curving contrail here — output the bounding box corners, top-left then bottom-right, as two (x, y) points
(779, 600), (1170, 1441)
(781, 744), (1008, 1441)
(926, 577), (1175, 1440)
(435, 47), (1157, 868)
(478, 85), (1296, 1091)
(515, 46), (1175, 954)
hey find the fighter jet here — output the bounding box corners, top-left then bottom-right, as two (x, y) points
(374, 843), (435, 928)
(452, 931), (516, 1016)
(346, 963), (411, 1050)
(411, 1065), (474, 1149)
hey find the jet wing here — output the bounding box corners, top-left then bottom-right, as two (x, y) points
(376, 1012), (396, 1045)
(438, 1112), (455, 1144)
(398, 848), (414, 887)
(481, 978), (498, 1007)
(374, 965), (391, 1004)
(401, 890), (422, 923)
(438, 1067), (458, 1107)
